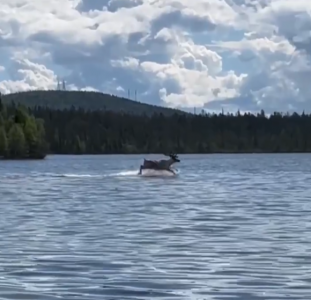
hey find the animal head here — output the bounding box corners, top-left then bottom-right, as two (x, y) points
(168, 153), (180, 163)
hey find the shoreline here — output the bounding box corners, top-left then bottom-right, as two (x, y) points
(2, 152), (311, 160)
(0, 156), (46, 161)
(44, 151), (311, 155)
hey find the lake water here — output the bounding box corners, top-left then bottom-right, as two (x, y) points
(0, 154), (311, 299)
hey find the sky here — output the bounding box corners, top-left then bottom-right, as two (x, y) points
(0, 0), (310, 114)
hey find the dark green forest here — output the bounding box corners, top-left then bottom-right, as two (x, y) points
(32, 107), (311, 154)
(0, 99), (48, 159)
(2, 90), (311, 155)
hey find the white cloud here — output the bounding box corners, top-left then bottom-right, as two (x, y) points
(0, 0), (311, 113)
(0, 58), (56, 94)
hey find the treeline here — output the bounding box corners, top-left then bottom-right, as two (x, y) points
(0, 100), (48, 159)
(3, 91), (311, 155)
(24, 106), (311, 154)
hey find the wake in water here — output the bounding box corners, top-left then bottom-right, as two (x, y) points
(2, 169), (180, 181)
(139, 169), (179, 177)
(61, 169), (179, 178)
(60, 171), (138, 178)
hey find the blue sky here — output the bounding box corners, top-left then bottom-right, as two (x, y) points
(0, 0), (310, 113)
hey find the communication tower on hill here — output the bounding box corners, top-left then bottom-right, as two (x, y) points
(56, 77), (66, 91)
(56, 77), (61, 90)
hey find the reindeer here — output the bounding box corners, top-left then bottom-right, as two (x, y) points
(138, 153), (180, 175)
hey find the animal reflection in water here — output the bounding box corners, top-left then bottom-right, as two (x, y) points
(138, 154), (180, 175)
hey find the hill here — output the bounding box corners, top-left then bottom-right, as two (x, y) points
(1, 90), (188, 116)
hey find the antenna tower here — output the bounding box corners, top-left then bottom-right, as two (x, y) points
(62, 79), (66, 91)
(56, 77), (61, 90)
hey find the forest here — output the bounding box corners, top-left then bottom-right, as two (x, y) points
(29, 106), (311, 154)
(2, 91), (311, 155)
(0, 99), (48, 159)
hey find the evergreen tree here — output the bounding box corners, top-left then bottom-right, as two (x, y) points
(8, 124), (26, 158)
(0, 126), (8, 157)
(0, 113), (3, 127)
(24, 116), (39, 157)
(0, 101), (48, 159)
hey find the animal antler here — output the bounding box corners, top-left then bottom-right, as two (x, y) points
(164, 153), (179, 158)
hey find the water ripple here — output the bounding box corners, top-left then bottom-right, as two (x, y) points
(0, 154), (311, 299)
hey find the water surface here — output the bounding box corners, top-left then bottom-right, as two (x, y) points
(0, 154), (311, 299)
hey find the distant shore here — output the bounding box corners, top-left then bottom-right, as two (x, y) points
(43, 151), (311, 155)
(2, 151), (311, 160)
(0, 155), (46, 160)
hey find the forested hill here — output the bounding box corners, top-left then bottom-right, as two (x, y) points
(3, 92), (311, 155)
(2, 90), (187, 116)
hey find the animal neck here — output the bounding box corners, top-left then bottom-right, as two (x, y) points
(167, 158), (175, 166)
